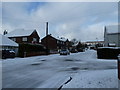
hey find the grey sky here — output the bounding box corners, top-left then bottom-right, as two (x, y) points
(2, 2), (118, 41)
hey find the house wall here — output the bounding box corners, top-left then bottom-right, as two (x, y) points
(118, 80), (120, 90)
(119, 33), (120, 47)
(41, 36), (57, 50)
(104, 25), (120, 47)
(29, 30), (40, 43)
(118, 55), (120, 89)
(41, 35), (70, 51)
(9, 31), (40, 44)
(104, 33), (120, 47)
(57, 40), (66, 49)
(41, 35), (71, 51)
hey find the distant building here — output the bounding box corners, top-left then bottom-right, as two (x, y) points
(85, 40), (104, 49)
(85, 40), (104, 46)
(104, 25), (120, 47)
(0, 34), (18, 55)
(5, 29), (40, 44)
(41, 34), (70, 51)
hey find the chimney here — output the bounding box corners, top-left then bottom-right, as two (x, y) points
(104, 26), (107, 38)
(3, 30), (8, 35)
(46, 22), (48, 36)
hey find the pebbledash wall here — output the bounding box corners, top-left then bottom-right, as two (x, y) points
(118, 55), (120, 89)
(104, 25), (120, 47)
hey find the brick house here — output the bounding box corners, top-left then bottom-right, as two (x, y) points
(5, 29), (40, 44)
(41, 34), (70, 52)
(5, 29), (47, 57)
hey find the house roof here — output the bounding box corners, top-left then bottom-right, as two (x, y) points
(5, 29), (36, 37)
(0, 34), (18, 47)
(56, 37), (68, 42)
(42, 35), (68, 42)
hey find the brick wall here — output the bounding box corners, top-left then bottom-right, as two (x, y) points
(41, 35), (57, 50)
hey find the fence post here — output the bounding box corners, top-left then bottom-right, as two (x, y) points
(24, 52), (26, 58)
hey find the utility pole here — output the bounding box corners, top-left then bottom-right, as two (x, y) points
(46, 22), (49, 55)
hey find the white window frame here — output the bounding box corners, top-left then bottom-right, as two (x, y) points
(57, 40), (59, 44)
(22, 37), (27, 41)
(12, 38), (16, 41)
(33, 38), (37, 42)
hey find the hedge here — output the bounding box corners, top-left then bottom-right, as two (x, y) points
(97, 47), (120, 59)
(18, 43), (47, 57)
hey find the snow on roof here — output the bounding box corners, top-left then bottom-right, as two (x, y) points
(56, 37), (68, 42)
(72, 42), (79, 46)
(106, 24), (120, 34)
(0, 34), (18, 47)
(5, 29), (36, 37)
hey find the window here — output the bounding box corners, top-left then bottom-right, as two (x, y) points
(0, 46), (2, 50)
(33, 38), (37, 42)
(57, 41), (59, 44)
(11, 38), (16, 41)
(22, 37), (27, 41)
(108, 43), (116, 47)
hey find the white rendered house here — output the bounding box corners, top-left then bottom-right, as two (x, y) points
(0, 34), (19, 56)
(104, 25), (120, 47)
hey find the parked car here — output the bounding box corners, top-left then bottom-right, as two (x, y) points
(2, 50), (15, 59)
(70, 49), (78, 53)
(60, 49), (70, 55)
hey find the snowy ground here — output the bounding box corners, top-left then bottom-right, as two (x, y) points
(1, 50), (118, 88)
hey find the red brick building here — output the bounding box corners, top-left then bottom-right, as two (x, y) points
(41, 34), (70, 51)
(5, 29), (40, 44)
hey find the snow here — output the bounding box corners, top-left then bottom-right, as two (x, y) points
(72, 42), (79, 46)
(5, 29), (36, 37)
(0, 34), (18, 47)
(63, 69), (118, 88)
(1, 50), (118, 88)
(56, 37), (67, 42)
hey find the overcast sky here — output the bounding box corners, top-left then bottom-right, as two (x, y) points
(1, 2), (118, 42)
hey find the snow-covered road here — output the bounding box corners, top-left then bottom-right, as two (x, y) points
(2, 50), (118, 88)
